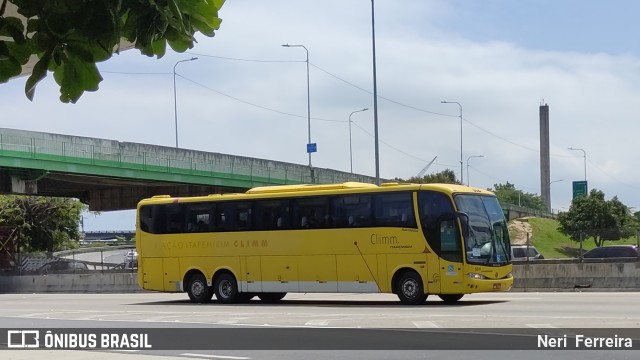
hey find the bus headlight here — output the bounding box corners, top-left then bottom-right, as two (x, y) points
(468, 272), (487, 280)
(504, 272), (513, 279)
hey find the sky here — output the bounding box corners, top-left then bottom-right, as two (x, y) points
(3, 0), (640, 231)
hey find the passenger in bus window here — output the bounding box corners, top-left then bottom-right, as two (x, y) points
(301, 209), (319, 228)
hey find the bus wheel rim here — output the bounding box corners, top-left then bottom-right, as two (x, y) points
(192, 281), (204, 297)
(402, 279), (418, 298)
(219, 280), (232, 298)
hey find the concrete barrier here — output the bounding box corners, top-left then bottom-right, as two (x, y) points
(512, 258), (640, 291)
(1, 259), (639, 293)
(0, 272), (141, 293)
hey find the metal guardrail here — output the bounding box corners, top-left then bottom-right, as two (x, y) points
(1, 246), (137, 275)
(502, 203), (556, 219)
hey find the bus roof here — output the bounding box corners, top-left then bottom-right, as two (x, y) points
(246, 182), (378, 194)
(138, 182), (495, 206)
(419, 183), (494, 196)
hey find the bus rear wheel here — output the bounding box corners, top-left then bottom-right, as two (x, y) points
(214, 273), (239, 304)
(438, 294), (464, 304)
(258, 292), (287, 303)
(187, 273), (213, 303)
(396, 271), (427, 305)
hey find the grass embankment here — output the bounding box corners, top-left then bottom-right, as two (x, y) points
(513, 217), (639, 259)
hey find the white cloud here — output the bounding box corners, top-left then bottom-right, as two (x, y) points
(3, 0), (640, 229)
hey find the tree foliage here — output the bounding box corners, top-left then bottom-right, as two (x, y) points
(0, 196), (85, 252)
(557, 189), (636, 247)
(394, 169), (461, 184)
(0, 0), (225, 102)
(489, 182), (547, 211)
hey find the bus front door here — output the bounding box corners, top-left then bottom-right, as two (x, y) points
(438, 218), (465, 294)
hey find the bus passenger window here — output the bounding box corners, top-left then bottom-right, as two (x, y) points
(254, 200), (290, 231)
(214, 207), (229, 232)
(373, 192), (415, 228)
(236, 208), (251, 230)
(301, 210), (319, 228)
(168, 213), (183, 233)
(293, 197), (329, 230)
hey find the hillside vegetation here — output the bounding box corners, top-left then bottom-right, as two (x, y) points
(509, 217), (639, 259)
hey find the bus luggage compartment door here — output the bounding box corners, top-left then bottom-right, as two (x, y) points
(163, 257), (180, 292)
(142, 258), (163, 291)
(241, 256), (262, 293)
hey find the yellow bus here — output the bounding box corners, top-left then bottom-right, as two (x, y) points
(136, 182), (513, 305)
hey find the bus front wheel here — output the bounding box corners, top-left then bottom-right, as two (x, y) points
(187, 273), (213, 303)
(396, 271), (427, 305)
(258, 292), (287, 303)
(438, 294), (464, 304)
(214, 273), (239, 304)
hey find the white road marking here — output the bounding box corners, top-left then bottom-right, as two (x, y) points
(304, 319), (330, 326)
(180, 353), (251, 359)
(411, 321), (440, 328)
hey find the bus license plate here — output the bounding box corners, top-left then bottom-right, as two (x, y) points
(493, 284), (501, 289)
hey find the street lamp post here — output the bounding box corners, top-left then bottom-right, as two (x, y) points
(348, 108), (369, 173)
(173, 57), (198, 148)
(370, 0), (380, 185)
(441, 101), (463, 184)
(466, 155), (484, 186)
(282, 44), (312, 169)
(548, 179), (563, 212)
(568, 147), (587, 181)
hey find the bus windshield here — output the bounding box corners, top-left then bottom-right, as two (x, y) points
(454, 194), (510, 265)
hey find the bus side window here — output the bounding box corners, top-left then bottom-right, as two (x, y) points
(139, 206), (153, 233)
(149, 205), (167, 234)
(253, 200), (291, 231)
(235, 203), (252, 231)
(168, 213), (183, 233)
(373, 192), (415, 228)
(293, 197), (328, 229)
(215, 205), (230, 232)
(331, 195), (372, 228)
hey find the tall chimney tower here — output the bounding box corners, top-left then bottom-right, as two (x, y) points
(540, 103), (551, 211)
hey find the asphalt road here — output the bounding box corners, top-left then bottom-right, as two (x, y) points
(1, 292), (639, 359)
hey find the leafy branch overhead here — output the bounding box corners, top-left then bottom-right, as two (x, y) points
(0, 0), (225, 103)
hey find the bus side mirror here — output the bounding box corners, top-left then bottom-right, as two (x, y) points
(456, 212), (470, 238)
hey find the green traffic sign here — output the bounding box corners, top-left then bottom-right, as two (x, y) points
(572, 180), (588, 199)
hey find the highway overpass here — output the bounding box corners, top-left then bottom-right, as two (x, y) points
(0, 128), (377, 211)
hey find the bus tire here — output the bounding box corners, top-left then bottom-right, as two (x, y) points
(438, 294), (464, 304)
(258, 292), (287, 303)
(187, 273), (213, 303)
(396, 271), (426, 305)
(214, 273), (239, 304)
